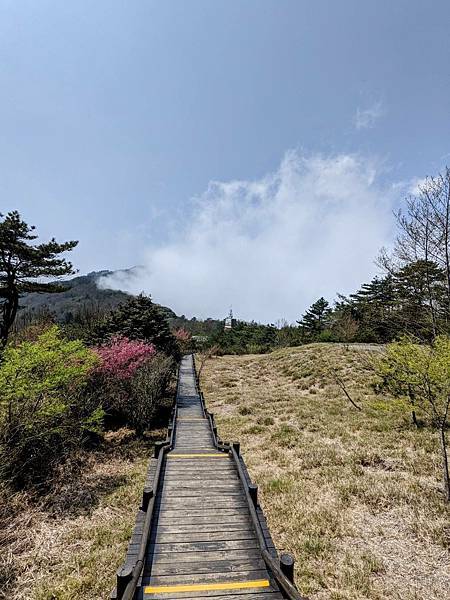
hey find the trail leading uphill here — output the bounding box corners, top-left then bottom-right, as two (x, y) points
(112, 355), (304, 600)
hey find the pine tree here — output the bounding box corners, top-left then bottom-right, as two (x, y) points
(297, 297), (332, 338)
(93, 294), (180, 359)
(348, 276), (397, 342)
(392, 260), (446, 339)
(0, 211), (77, 345)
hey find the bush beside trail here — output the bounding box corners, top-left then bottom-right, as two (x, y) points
(0, 326), (101, 488)
(0, 322), (177, 492)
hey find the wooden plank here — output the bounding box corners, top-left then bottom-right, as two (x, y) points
(154, 508), (250, 519)
(160, 486), (242, 493)
(148, 548), (263, 564)
(152, 530), (257, 544)
(167, 454), (229, 459)
(154, 522), (253, 534)
(162, 474), (239, 482)
(164, 469), (235, 474)
(156, 519), (251, 530)
(149, 539), (260, 554)
(155, 497), (248, 507)
(162, 480), (240, 488)
(142, 588), (283, 600)
(147, 570), (269, 586)
(142, 586), (278, 599)
(146, 558), (266, 577)
(159, 489), (244, 498)
(155, 514), (251, 526)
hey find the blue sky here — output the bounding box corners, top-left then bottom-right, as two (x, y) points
(1, 1), (449, 321)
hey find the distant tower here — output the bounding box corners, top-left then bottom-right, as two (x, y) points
(224, 308), (234, 330)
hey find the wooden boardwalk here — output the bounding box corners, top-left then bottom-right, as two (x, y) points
(112, 355), (303, 600)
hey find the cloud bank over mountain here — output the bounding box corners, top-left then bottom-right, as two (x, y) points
(99, 151), (397, 322)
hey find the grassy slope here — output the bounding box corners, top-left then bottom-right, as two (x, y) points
(1, 430), (163, 600)
(201, 344), (450, 600)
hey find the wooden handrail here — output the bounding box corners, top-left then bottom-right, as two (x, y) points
(118, 443), (168, 600)
(116, 374), (179, 600)
(230, 449), (307, 599)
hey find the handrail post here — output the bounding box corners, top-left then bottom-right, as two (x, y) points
(280, 553), (295, 583)
(116, 563), (133, 599)
(232, 441), (240, 455)
(141, 488), (153, 511)
(249, 483), (258, 506)
(154, 441), (164, 459)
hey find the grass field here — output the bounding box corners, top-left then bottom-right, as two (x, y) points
(0, 429), (162, 600)
(200, 344), (450, 600)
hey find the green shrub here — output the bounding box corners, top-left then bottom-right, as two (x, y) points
(0, 326), (102, 488)
(92, 353), (175, 435)
(317, 330), (335, 342)
(92, 294), (180, 360)
(129, 354), (175, 435)
(373, 335), (450, 501)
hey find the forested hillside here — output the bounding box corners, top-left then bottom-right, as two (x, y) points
(16, 269), (176, 326)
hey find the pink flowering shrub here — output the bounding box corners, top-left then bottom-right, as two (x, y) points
(174, 327), (193, 353)
(174, 328), (191, 342)
(91, 336), (174, 435)
(94, 336), (156, 380)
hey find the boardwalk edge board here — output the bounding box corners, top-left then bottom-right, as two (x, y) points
(110, 355), (307, 600)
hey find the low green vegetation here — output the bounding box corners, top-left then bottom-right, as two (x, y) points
(0, 326), (100, 488)
(374, 335), (450, 501)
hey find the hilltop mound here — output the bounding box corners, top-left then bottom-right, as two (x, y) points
(201, 344), (450, 600)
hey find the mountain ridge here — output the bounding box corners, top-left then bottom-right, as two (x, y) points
(18, 269), (177, 324)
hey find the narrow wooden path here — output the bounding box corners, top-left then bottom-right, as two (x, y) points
(113, 355), (304, 600)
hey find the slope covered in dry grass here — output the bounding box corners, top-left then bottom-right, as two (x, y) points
(0, 429), (163, 600)
(201, 344), (450, 600)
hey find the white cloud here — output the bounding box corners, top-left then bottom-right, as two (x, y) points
(407, 177), (428, 196)
(391, 176), (428, 197)
(354, 101), (385, 130)
(98, 151), (396, 322)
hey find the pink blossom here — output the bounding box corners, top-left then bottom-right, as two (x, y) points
(174, 328), (192, 342)
(94, 336), (156, 380)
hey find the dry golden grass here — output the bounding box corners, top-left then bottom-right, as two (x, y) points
(200, 344), (450, 600)
(0, 428), (164, 600)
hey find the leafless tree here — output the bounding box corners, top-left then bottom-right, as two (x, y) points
(197, 344), (220, 381)
(378, 167), (450, 337)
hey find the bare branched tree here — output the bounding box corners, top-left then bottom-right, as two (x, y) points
(378, 167), (450, 338)
(197, 345), (220, 382)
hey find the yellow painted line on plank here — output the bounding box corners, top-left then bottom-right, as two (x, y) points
(144, 579), (270, 594)
(177, 418), (206, 421)
(168, 453), (229, 458)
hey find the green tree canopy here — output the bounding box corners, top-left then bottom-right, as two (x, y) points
(0, 326), (100, 487)
(297, 297), (332, 337)
(93, 294), (180, 359)
(374, 335), (450, 501)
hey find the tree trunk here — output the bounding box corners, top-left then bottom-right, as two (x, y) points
(438, 424), (450, 502)
(444, 199), (450, 315)
(408, 386), (419, 428)
(0, 287), (19, 346)
(423, 221), (437, 339)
